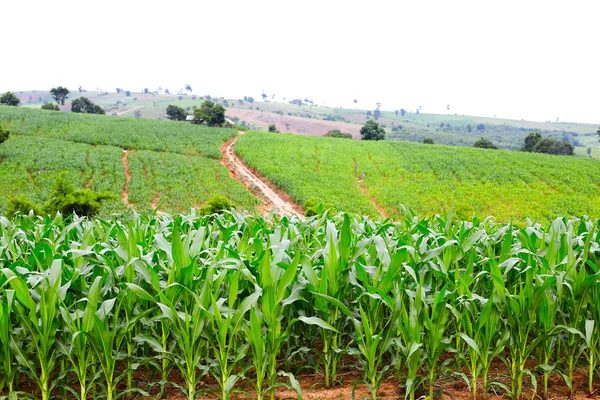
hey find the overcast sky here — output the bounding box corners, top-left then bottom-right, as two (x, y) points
(3, 0), (599, 123)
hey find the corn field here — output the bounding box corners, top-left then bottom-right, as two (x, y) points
(1, 210), (600, 400)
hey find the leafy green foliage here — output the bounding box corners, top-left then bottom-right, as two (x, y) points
(303, 197), (331, 216)
(360, 120), (385, 141)
(41, 102), (60, 111)
(473, 137), (498, 149)
(235, 131), (600, 223)
(166, 104), (187, 121)
(0, 211), (598, 400)
(198, 195), (235, 215)
(49, 86), (69, 105)
(5, 196), (41, 215)
(324, 129), (352, 139)
(523, 132), (542, 151)
(423, 137), (434, 144)
(268, 123), (279, 132)
(0, 92), (20, 106)
(193, 100), (225, 127)
(532, 138), (574, 155)
(71, 97), (105, 114)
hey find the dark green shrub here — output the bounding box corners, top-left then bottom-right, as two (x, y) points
(199, 195), (235, 216)
(41, 103), (60, 111)
(0, 126), (8, 145)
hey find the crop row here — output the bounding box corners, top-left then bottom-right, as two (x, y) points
(0, 106), (235, 159)
(1, 211), (600, 400)
(234, 131), (600, 223)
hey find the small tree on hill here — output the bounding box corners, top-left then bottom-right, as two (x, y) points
(50, 86), (70, 105)
(268, 123), (279, 133)
(423, 137), (434, 144)
(522, 132), (542, 152)
(166, 105), (187, 121)
(125, 91), (131, 97)
(360, 120), (385, 141)
(134, 110), (142, 119)
(41, 103), (60, 111)
(474, 137), (498, 149)
(0, 92), (20, 106)
(373, 108), (381, 120)
(193, 101), (225, 126)
(71, 97), (105, 114)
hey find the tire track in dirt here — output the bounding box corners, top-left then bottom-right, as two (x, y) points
(353, 159), (389, 219)
(122, 150), (133, 207)
(221, 132), (303, 217)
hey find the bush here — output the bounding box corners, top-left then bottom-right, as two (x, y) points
(268, 123), (279, 133)
(5, 172), (114, 218)
(0, 126), (9, 145)
(304, 197), (331, 217)
(473, 137), (498, 149)
(423, 137), (434, 144)
(199, 195), (235, 216)
(166, 105), (187, 121)
(41, 103), (60, 111)
(0, 92), (20, 106)
(72, 97), (105, 114)
(6, 196), (41, 216)
(324, 130), (352, 139)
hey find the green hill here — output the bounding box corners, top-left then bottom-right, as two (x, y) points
(235, 131), (600, 223)
(0, 106), (258, 215)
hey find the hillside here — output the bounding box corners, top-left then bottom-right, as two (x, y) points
(235, 131), (600, 223)
(14, 90), (600, 158)
(0, 106), (258, 215)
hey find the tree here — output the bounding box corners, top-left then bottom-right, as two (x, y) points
(354, 99), (358, 103)
(597, 127), (600, 136)
(466, 124), (472, 133)
(193, 101), (225, 126)
(360, 120), (385, 141)
(143, 88), (149, 94)
(0, 92), (20, 106)
(125, 91), (131, 97)
(532, 138), (574, 155)
(373, 108), (381, 120)
(473, 137), (498, 149)
(261, 93), (267, 100)
(366, 110), (372, 118)
(587, 147), (592, 157)
(476, 123), (485, 131)
(185, 84), (192, 92)
(71, 97), (105, 114)
(268, 123), (279, 133)
(324, 130), (352, 139)
(41, 103), (60, 111)
(0, 126), (9, 145)
(50, 87), (70, 105)
(400, 109), (406, 116)
(164, 89), (170, 94)
(523, 132), (542, 152)
(166, 105), (187, 121)
(134, 110), (142, 119)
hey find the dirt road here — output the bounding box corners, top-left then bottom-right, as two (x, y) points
(221, 132), (303, 217)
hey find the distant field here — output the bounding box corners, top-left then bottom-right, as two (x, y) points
(235, 131), (600, 223)
(0, 106), (258, 215)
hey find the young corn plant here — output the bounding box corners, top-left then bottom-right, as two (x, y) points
(2, 260), (65, 400)
(243, 306), (269, 400)
(0, 290), (18, 397)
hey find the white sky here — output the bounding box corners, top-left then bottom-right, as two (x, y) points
(2, 0), (599, 124)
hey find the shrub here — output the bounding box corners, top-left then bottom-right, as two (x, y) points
(423, 137), (434, 144)
(199, 195), (235, 216)
(473, 137), (498, 149)
(6, 196), (41, 216)
(0, 126), (9, 145)
(304, 197), (331, 217)
(5, 172), (114, 218)
(41, 103), (60, 111)
(324, 130), (352, 139)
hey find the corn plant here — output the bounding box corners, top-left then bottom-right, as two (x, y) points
(0, 290), (17, 397)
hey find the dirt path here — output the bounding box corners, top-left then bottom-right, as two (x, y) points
(113, 105), (144, 117)
(221, 132), (303, 217)
(353, 159), (389, 219)
(122, 150), (133, 207)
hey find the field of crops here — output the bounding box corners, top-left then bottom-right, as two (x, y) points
(235, 131), (600, 223)
(0, 106), (258, 215)
(1, 211), (600, 400)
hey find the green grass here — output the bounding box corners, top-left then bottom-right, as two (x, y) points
(235, 131), (600, 223)
(0, 106), (258, 215)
